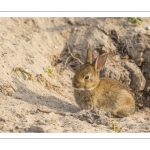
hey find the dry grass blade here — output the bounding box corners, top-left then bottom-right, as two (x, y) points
(113, 123), (122, 133)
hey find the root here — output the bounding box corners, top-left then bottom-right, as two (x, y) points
(65, 56), (71, 66)
(37, 108), (66, 116)
(65, 46), (84, 65)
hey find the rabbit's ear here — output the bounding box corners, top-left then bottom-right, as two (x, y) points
(85, 48), (92, 64)
(94, 53), (108, 70)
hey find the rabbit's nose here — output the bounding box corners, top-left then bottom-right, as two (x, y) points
(73, 82), (80, 88)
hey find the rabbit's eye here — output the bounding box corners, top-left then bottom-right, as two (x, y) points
(84, 75), (89, 80)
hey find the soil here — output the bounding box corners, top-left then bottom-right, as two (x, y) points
(0, 17), (150, 133)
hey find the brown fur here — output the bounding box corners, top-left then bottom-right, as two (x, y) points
(72, 48), (135, 118)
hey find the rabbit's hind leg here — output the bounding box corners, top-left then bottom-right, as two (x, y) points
(113, 94), (135, 118)
(107, 108), (133, 118)
(111, 109), (132, 118)
(107, 90), (135, 118)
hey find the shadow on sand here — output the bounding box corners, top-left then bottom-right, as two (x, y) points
(12, 77), (80, 113)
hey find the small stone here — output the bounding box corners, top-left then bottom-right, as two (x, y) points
(45, 119), (51, 124)
(147, 87), (150, 92)
(15, 126), (19, 129)
(68, 18), (75, 25)
(0, 117), (5, 122)
(9, 129), (15, 132)
(146, 26), (150, 30)
(35, 120), (46, 125)
(15, 113), (22, 118)
(25, 126), (45, 133)
(137, 103), (144, 108)
(0, 123), (6, 129)
(143, 107), (150, 112)
(30, 110), (36, 114)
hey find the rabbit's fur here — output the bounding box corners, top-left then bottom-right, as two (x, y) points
(72, 48), (135, 118)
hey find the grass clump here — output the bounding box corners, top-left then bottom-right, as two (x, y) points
(13, 67), (33, 80)
(113, 123), (122, 133)
(45, 66), (54, 77)
(129, 17), (143, 25)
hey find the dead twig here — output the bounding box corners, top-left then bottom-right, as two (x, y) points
(65, 56), (71, 66)
(67, 46), (84, 64)
(37, 108), (66, 116)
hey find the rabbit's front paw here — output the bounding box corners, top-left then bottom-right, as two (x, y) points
(82, 101), (93, 110)
(106, 111), (114, 118)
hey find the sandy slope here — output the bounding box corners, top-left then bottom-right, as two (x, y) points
(0, 18), (150, 133)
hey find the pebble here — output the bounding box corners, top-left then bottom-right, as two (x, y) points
(68, 18), (75, 25)
(146, 87), (150, 92)
(9, 129), (15, 132)
(143, 107), (150, 112)
(25, 126), (45, 133)
(137, 103), (144, 108)
(146, 26), (150, 30)
(15, 126), (19, 129)
(45, 119), (51, 124)
(0, 117), (5, 122)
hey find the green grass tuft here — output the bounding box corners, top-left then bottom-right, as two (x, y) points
(45, 66), (54, 77)
(13, 67), (33, 80)
(113, 123), (122, 133)
(129, 17), (143, 25)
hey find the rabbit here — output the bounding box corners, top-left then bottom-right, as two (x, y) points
(72, 48), (135, 118)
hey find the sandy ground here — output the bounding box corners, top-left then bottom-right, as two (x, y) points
(0, 18), (150, 133)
